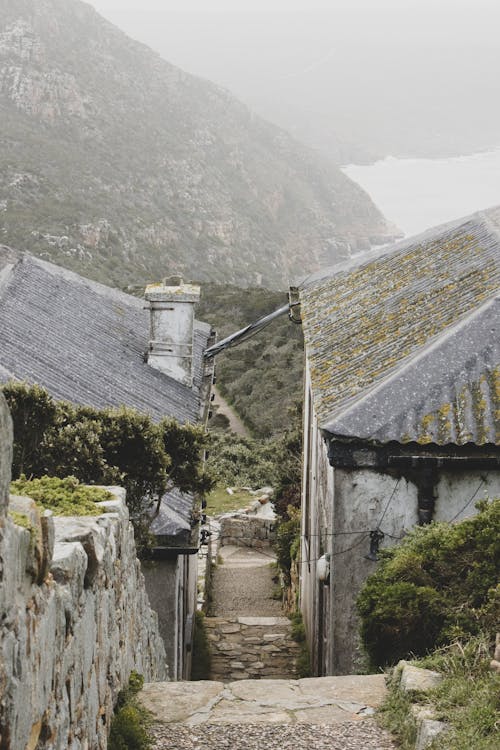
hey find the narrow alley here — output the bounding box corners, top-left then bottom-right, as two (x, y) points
(140, 512), (397, 750)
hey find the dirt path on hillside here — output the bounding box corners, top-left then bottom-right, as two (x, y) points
(211, 387), (250, 437)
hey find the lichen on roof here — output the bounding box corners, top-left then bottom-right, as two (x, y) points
(300, 210), (500, 446)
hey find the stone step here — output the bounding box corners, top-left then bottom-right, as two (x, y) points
(204, 616), (301, 681)
(139, 674), (388, 726)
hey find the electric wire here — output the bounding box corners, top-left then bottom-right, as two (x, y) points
(448, 478), (486, 523)
(201, 476), (489, 564)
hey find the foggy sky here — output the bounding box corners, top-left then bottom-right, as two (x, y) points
(88, 0), (500, 161)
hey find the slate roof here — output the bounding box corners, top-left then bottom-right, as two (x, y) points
(300, 207), (500, 446)
(0, 247), (213, 546)
(0, 248), (211, 424)
(149, 486), (194, 546)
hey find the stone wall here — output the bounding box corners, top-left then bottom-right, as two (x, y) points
(205, 616), (300, 681)
(218, 513), (276, 549)
(0, 393), (167, 750)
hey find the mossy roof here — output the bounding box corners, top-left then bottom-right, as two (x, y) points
(300, 208), (500, 446)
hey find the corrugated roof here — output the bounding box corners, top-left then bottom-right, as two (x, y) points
(300, 208), (500, 446)
(0, 249), (211, 424)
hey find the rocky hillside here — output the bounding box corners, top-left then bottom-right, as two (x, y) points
(0, 0), (391, 288)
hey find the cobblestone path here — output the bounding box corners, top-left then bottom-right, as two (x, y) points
(207, 544), (299, 680)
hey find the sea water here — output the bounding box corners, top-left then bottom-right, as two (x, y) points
(342, 149), (500, 237)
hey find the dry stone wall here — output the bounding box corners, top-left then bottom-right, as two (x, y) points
(205, 616), (300, 681)
(0, 394), (166, 750)
(218, 513), (276, 549)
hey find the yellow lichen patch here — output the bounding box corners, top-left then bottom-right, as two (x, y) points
(301, 219), (500, 435)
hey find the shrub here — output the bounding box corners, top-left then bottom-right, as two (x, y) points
(108, 672), (152, 750)
(2, 382), (213, 545)
(205, 432), (278, 488)
(275, 507), (301, 585)
(357, 498), (500, 668)
(10, 475), (111, 515)
(379, 635), (500, 750)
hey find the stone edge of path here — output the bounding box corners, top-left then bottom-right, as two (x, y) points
(139, 674), (388, 726)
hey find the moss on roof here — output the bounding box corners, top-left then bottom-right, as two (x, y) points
(300, 215), (500, 445)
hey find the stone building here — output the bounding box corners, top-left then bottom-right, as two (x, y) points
(0, 247), (213, 679)
(298, 207), (500, 675)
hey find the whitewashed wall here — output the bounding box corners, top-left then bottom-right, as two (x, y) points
(299, 379), (500, 676)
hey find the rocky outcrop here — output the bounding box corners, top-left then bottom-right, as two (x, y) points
(0, 0), (391, 289)
(0, 393), (166, 750)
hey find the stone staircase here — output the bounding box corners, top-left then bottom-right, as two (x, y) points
(205, 616), (301, 681)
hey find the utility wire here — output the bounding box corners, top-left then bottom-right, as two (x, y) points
(448, 478), (486, 523)
(202, 476), (487, 563)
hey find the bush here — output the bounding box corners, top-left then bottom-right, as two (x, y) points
(109, 672), (152, 750)
(2, 382), (213, 545)
(10, 475), (111, 515)
(275, 508), (301, 585)
(357, 498), (500, 668)
(379, 635), (500, 750)
(206, 432), (278, 488)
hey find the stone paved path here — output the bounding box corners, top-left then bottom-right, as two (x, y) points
(142, 525), (397, 749)
(209, 544), (281, 617)
(140, 676), (397, 749)
(207, 544), (299, 680)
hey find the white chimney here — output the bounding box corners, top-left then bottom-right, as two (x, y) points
(145, 275), (201, 387)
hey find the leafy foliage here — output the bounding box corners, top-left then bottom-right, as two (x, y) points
(379, 636), (500, 750)
(108, 672), (152, 750)
(205, 432), (279, 489)
(275, 508), (301, 586)
(2, 382), (213, 540)
(10, 475), (111, 516)
(357, 498), (500, 668)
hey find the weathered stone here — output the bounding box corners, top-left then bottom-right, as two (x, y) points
(399, 662), (443, 693)
(295, 705), (365, 723)
(1, 489), (166, 749)
(219, 623), (241, 634)
(209, 699), (290, 724)
(238, 617), (289, 626)
(299, 675), (388, 707)
(140, 682), (224, 724)
(416, 719), (449, 750)
(0, 394), (12, 512)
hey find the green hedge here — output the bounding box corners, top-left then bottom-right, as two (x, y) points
(357, 498), (500, 668)
(3, 382), (213, 545)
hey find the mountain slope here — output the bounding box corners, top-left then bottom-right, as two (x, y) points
(0, 0), (391, 288)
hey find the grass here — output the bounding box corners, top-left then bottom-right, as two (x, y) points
(378, 635), (500, 750)
(205, 485), (255, 515)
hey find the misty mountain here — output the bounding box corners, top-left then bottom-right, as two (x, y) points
(149, 6), (500, 165)
(0, 0), (391, 289)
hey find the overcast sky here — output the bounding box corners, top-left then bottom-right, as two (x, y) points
(87, 0), (500, 161)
